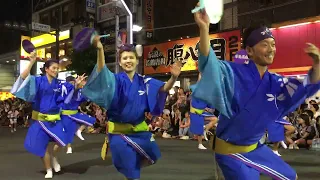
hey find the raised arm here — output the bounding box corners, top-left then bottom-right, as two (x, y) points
(305, 43), (320, 83)
(160, 61), (181, 92)
(191, 3), (235, 118)
(278, 44), (320, 117)
(92, 36), (105, 72)
(194, 3), (210, 57)
(10, 51), (38, 102)
(21, 51), (37, 79)
(82, 38), (116, 110)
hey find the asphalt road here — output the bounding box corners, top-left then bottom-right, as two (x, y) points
(1, 127), (320, 180)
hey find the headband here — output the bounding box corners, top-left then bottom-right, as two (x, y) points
(246, 27), (274, 47)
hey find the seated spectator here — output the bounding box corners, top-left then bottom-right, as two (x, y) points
(179, 112), (191, 139)
(289, 114), (317, 149)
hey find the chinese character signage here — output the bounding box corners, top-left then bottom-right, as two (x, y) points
(144, 30), (241, 74)
(145, 0), (154, 39)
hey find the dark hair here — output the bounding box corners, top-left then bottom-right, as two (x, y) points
(303, 109), (314, 118)
(40, 59), (59, 75)
(66, 76), (75, 82)
(312, 104), (319, 111)
(299, 113), (311, 126)
(242, 21), (270, 49)
(118, 44), (138, 59)
(300, 103), (308, 111)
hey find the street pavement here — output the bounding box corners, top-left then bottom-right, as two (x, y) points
(0, 127), (320, 180)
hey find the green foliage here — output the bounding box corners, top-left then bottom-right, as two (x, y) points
(67, 47), (97, 75)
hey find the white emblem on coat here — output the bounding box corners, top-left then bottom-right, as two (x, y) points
(143, 77), (152, 95)
(138, 90), (146, 96)
(266, 93), (285, 109)
(144, 77), (152, 83)
(278, 77), (298, 97)
(61, 85), (67, 97)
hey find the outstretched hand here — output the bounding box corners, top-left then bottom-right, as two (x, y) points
(92, 36), (103, 50)
(305, 43), (320, 64)
(194, 2), (210, 30)
(75, 73), (88, 89)
(170, 61), (182, 78)
(29, 51), (37, 62)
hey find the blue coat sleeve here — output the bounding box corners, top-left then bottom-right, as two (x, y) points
(192, 47), (235, 118)
(278, 70), (320, 117)
(82, 65), (116, 110)
(144, 77), (167, 116)
(10, 75), (37, 102)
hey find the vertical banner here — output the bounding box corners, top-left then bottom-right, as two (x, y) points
(145, 0), (154, 39)
(143, 30), (241, 75)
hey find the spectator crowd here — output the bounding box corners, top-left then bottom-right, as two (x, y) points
(1, 86), (320, 151)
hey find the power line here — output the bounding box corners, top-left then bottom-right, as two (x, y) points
(143, 22), (197, 32)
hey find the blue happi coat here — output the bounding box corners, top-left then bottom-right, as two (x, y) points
(11, 75), (67, 157)
(82, 65), (167, 179)
(60, 83), (95, 144)
(192, 46), (320, 180)
(189, 95), (216, 135)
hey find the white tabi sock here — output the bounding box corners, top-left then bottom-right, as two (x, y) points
(280, 141), (288, 149)
(45, 168), (53, 179)
(66, 147), (72, 154)
(76, 129), (85, 140)
(52, 157), (61, 172)
(198, 144), (207, 150)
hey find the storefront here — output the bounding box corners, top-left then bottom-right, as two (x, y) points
(143, 29), (242, 90)
(20, 30), (72, 78)
(268, 16), (320, 76)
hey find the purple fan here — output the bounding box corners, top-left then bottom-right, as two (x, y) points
(22, 40), (35, 54)
(233, 49), (249, 64)
(73, 27), (110, 52)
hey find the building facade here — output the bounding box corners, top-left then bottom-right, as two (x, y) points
(237, 0), (320, 27)
(31, 0), (96, 60)
(142, 0), (239, 90)
(96, 0), (142, 72)
(0, 51), (19, 92)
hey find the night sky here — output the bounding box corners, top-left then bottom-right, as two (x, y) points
(0, 0), (31, 22)
(0, 0), (32, 54)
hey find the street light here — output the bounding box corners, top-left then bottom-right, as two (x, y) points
(133, 25), (143, 32)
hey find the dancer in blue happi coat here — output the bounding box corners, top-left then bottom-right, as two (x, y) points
(11, 52), (68, 179)
(190, 96), (218, 150)
(192, 2), (320, 179)
(190, 74), (218, 150)
(266, 118), (295, 156)
(82, 36), (182, 180)
(60, 75), (96, 154)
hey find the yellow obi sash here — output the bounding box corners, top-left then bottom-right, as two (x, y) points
(213, 136), (258, 155)
(61, 110), (78, 115)
(108, 121), (149, 134)
(32, 111), (60, 122)
(190, 106), (205, 115)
